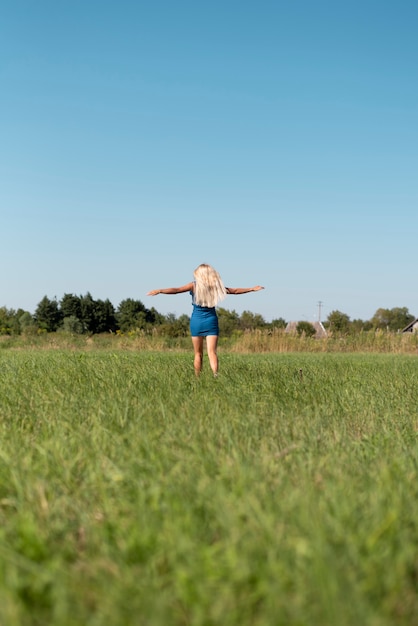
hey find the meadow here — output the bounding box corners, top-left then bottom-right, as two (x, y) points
(0, 345), (417, 625)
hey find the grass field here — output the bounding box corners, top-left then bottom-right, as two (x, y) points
(0, 349), (417, 625)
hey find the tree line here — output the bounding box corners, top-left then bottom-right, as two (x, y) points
(0, 293), (286, 337)
(0, 293), (415, 337)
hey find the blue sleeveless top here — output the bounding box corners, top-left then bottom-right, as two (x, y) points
(189, 286), (219, 337)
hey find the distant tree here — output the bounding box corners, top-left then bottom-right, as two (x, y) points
(34, 296), (62, 332)
(351, 318), (373, 333)
(62, 315), (84, 334)
(60, 294), (82, 321)
(370, 308), (391, 330)
(239, 310), (266, 331)
(145, 306), (164, 326)
(327, 310), (351, 333)
(389, 307), (414, 331)
(0, 308), (34, 335)
(270, 317), (287, 329)
(0, 307), (14, 335)
(296, 321), (316, 338)
(80, 293), (96, 333)
(116, 299), (147, 332)
(370, 307), (414, 332)
(176, 314), (191, 334)
(160, 313), (190, 337)
(60, 293), (117, 334)
(164, 313), (176, 324)
(19, 311), (36, 334)
(217, 308), (240, 336)
(94, 299), (117, 333)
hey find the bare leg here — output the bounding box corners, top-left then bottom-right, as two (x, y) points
(206, 335), (219, 376)
(191, 336), (204, 376)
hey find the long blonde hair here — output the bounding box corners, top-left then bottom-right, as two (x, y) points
(193, 264), (227, 308)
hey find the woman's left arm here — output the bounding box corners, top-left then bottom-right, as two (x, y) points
(147, 282), (194, 296)
(226, 286), (264, 295)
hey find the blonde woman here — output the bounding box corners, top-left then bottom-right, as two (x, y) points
(147, 264), (264, 376)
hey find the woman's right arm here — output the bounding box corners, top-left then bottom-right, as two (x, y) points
(226, 286), (264, 295)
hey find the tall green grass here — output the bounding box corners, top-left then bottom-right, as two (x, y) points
(2, 327), (418, 353)
(0, 350), (417, 625)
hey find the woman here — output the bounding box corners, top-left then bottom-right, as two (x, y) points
(147, 264), (264, 376)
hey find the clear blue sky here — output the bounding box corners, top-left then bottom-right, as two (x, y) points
(2, 1), (417, 323)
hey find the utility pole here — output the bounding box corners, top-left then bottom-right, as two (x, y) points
(317, 301), (323, 323)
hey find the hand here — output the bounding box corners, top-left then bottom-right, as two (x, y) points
(147, 290), (160, 296)
(253, 286), (265, 291)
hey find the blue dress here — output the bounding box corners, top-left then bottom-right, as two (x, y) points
(189, 289), (219, 337)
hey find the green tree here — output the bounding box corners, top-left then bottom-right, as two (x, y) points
(145, 306), (164, 326)
(60, 294), (82, 321)
(80, 293), (96, 333)
(0, 308), (34, 335)
(34, 296), (62, 332)
(217, 308), (240, 336)
(60, 293), (117, 334)
(116, 299), (147, 332)
(388, 307), (414, 331)
(0, 307), (14, 335)
(327, 310), (351, 333)
(160, 313), (190, 337)
(19, 311), (36, 334)
(269, 318), (287, 330)
(351, 318), (373, 333)
(296, 321), (316, 338)
(94, 299), (117, 333)
(62, 315), (84, 334)
(239, 310), (266, 331)
(370, 307), (414, 332)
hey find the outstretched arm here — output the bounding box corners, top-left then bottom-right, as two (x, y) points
(226, 286), (264, 295)
(147, 282), (194, 296)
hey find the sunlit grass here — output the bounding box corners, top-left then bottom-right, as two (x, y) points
(2, 326), (418, 353)
(0, 350), (417, 625)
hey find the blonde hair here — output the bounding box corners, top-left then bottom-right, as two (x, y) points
(193, 264), (227, 308)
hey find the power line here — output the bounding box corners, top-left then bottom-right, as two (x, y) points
(317, 301), (323, 323)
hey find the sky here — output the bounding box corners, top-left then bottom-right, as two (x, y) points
(1, 1), (417, 323)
